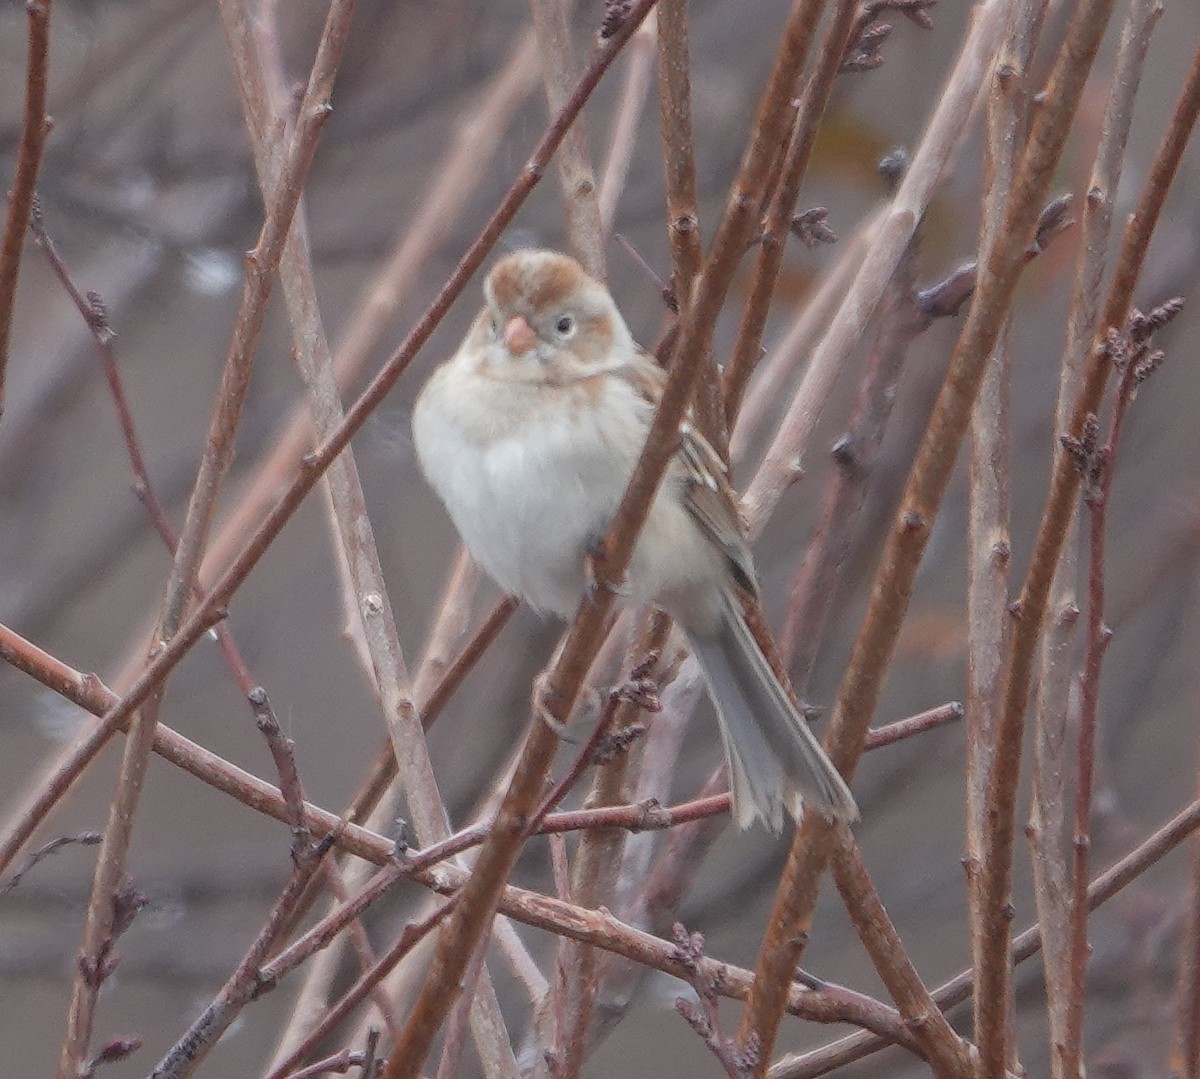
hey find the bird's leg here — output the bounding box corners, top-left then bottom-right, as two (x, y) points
(531, 670), (589, 743)
(583, 535), (628, 606)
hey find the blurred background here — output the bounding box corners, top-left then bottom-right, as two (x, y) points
(2, 0), (1199, 1075)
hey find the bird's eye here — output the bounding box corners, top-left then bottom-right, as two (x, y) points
(554, 314), (576, 339)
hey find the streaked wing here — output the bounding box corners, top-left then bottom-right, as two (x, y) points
(677, 421), (758, 598)
(615, 350), (757, 597)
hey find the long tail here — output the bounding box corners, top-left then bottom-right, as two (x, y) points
(685, 595), (858, 831)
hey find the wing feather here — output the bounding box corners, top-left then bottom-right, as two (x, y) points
(615, 351), (757, 597)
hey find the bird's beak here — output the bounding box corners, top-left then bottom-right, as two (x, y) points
(502, 314), (538, 356)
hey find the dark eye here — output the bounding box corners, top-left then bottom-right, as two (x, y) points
(554, 314), (576, 338)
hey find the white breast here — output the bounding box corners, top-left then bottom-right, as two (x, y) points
(412, 360), (645, 618)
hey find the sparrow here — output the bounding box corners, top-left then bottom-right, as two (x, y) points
(412, 248), (857, 830)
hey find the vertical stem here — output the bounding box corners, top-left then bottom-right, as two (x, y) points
(0, 0), (52, 418)
(56, 6), (353, 1072)
(531, 0), (606, 279)
(966, 0), (1043, 1061)
(739, 0), (1117, 1070)
(982, 34), (1200, 1079)
(1030, 5), (1162, 1072)
(1062, 367), (1137, 1079)
(655, 0), (702, 305)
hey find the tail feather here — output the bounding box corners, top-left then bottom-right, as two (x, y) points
(686, 597), (858, 831)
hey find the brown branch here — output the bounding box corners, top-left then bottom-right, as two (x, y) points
(2, 830), (101, 895)
(772, 791), (1200, 1079)
(739, 0), (1119, 1069)
(597, 7), (657, 232)
(721, 0), (861, 425)
(531, 0), (606, 279)
(27, 209), (265, 703)
(655, 0), (702, 309)
(1063, 301), (1180, 1077)
(224, 0), (517, 1063)
(660, 0), (828, 454)
(1177, 740), (1200, 1079)
(550, 621), (666, 1076)
(434, 927), (493, 1079)
(741, 0), (1014, 536)
(729, 211), (875, 462)
(778, 234), (920, 678)
(56, 5), (353, 1071)
(673, 925), (762, 1076)
(0, 0), (644, 899)
(830, 833), (974, 1077)
(285, 1033), (378, 1079)
(964, 0), (1042, 1062)
(1031, 5), (1161, 1069)
(0, 0), (51, 419)
(249, 687), (310, 848)
(981, 33), (1200, 1079)
(265, 904), (457, 1079)
(148, 827), (342, 1079)
(28, 215), (179, 562)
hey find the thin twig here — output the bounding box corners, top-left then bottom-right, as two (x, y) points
(149, 822), (340, 1079)
(771, 791), (1200, 1078)
(1031, 5), (1161, 1068)
(830, 833), (974, 1077)
(964, 0), (1042, 1062)
(531, 0), (606, 278)
(721, 0), (862, 425)
(0, 0), (644, 895)
(654, 0), (701, 308)
(550, 630), (664, 1075)
(777, 234), (920, 678)
(0, 0), (52, 418)
(1177, 734), (1200, 1079)
(56, 6), (354, 1071)
(739, 0), (1118, 1069)
(28, 208), (262, 701)
(598, 10), (657, 232)
(741, 0), (1014, 536)
(657, 0), (829, 456)
(249, 687), (311, 849)
(730, 213), (875, 463)
(264, 553), (486, 1070)
(1063, 301), (1180, 1078)
(2, 830), (101, 895)
(264, 902), (461, 1079)
(980, 34), (1200, 1079)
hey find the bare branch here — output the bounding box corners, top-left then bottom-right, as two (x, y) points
(740, 0), (1119, 1067)
(0, 0), (51, 418)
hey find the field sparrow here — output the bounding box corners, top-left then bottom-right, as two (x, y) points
(412, 249), (857, 830)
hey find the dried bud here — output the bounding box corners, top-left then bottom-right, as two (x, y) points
(599, 0), (632, 38)
(878, 146), (909, 190)
(791, 207), (837, 247)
